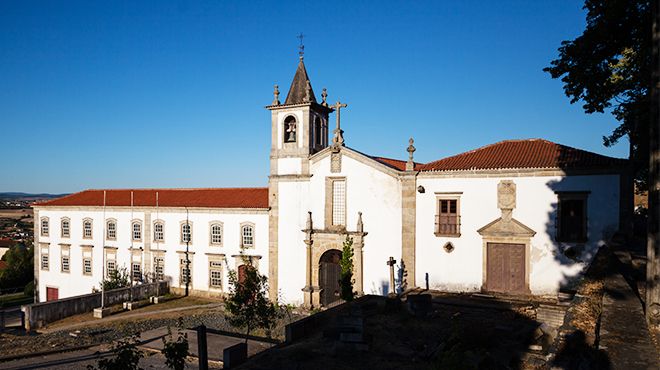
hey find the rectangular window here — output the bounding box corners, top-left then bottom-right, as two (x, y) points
(83, 221), (92, 238)
(332, 180), (346, 226)
(210, 224), (222, 244)
(242, 226), (254, 247)
(209, 261), (223, 289)
(181, 224), (191, 243)
(154, 257), (164, 280)
(41, 254), (49, 270)
(154, 223), (164, 242)
(61, 220), (70, 238)
(180, 258), (192, 285)
(557, 193), (588, 242)
(83, 258), (92, 275)
(435, 198), (460, 236)
(132, 262), (141, 281)
(107, 221), (116, 240)
(41, 219), (49, 236)
(61, 255), (70, 273)
(106, 260), (116, 277)
(132, 223), (141, 241)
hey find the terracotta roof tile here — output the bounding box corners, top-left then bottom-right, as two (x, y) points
(371, 156), (422, 171)
(419, 139), (627, 172)
(35, 188), (269, 209)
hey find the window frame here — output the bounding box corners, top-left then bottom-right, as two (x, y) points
(40, 246), (49, 271)
(240, 222), (255, 248)
(434, 194), (461, 237)
(555, 191), (589, 243)
(153, 255), (165, 281)
(131, 220), (142, 242)
(180, 221), (193, 244)
(209, 222), (223, 246)
(106, 219), (117, 240)
(153, 221), (165, 242)
(40, 217), (50, 237)
(60, 245), (70, 273)
(132, 261), (142, 281)
(82, 257), (92, 276)
(209, 260), (223, 289)
(60, 218), (70, 238)
(179, 257), (192, 286)
(325, 177), (347, 229)
(82, 218), (93, 239)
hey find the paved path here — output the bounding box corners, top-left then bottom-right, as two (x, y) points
(599, 272), (660, 369)
(39, 302), (222, 334)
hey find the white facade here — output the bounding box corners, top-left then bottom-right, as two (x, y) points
(33, 59), (629, 306)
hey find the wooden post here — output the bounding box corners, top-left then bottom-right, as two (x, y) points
(197, 325), (208, 370)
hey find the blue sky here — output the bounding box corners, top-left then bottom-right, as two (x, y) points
(0, 1), (627, 194)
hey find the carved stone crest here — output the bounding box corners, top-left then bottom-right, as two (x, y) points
(497, 180), (516, 210)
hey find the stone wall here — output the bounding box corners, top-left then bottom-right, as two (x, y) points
(21, 281), (168, 330)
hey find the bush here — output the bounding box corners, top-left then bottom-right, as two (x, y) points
(23, 280), (34, 297)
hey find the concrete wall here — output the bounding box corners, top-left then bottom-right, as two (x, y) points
(21, 281), (168, 330)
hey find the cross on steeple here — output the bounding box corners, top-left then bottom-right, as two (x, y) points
(297, 33), (305, 60)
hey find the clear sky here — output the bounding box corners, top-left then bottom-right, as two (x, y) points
(0, 1), (628, 194)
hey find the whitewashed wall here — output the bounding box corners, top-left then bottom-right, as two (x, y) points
(415, 174), (620, 295)
(33, 207), (268, 302)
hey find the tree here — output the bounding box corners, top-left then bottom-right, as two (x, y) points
(87, 335), (144, 370)
(225, 253), (279, 343)
(0, 243), (33, 290)
(544, 0), (652, 187)
(339, 235), (355, 302)
(100, 267), (130, 290)
(161, 325), (190, 370)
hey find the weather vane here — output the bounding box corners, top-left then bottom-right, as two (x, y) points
(297, 32), (305, 59)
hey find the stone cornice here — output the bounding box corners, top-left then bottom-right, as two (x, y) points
(32, 205), (269, 214)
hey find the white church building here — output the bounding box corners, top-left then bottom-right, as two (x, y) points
(33, 56), (631, 307)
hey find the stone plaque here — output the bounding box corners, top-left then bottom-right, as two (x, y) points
(331, 152), (342, 173)
(497, 180), (516, 210)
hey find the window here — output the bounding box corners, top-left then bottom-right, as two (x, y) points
(106, 220), (116, 240)
(332, 179), (346, 226)
(83, 219), (93, 239)
(132, 262), (141, 281)
(557, 192), (588, 242)
(209, 261), (223, 289)
(154, 256), (164, 281)
(61, 218), (70, 238)
(435, 198), (460, 236)
(132, 221), (142, 241)
(153, 222), (164, 242)
(41, 218), (49, 236)
(241, 224), (254, 247)
(314, 116), (322, 146)
(180, 258), (192, 285)
(283, 115), (297, 143)
(61, 255), (70, 273)
(41, 253), (49, 270)
(106, 260), (116, 277)
(210, 223), (222, 245)
(181, 223), (191, 243)
(83, 258), (92, 275)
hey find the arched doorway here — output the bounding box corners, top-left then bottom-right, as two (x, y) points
(319, 249), (342, 307)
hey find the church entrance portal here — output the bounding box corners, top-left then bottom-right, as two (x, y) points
(319, 249), (342, 307)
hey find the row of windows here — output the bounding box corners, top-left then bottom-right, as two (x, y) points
(40, 218), (256, 247)
(433, 193), (589, 243)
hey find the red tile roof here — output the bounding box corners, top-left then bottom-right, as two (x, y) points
(371, 156), (422, 171)
(419, 139), (627, 172)
(35, 188), (269, 208)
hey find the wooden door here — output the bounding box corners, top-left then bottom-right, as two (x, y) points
(46, 287), (58, 301)
(319, 250), (342, 307)
(486, 243), (526, 294)
(238, 264), (247, 285)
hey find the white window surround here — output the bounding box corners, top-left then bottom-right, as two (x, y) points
(106, 219), (117, 240)
(153, 221), (165, 242)
(209, 260), (223, 289)
(240, 222), (255, 248)
(210, 222), (223, 246)
(82, 218), (93, 239)
(40, 217), (49, 237)
(132, 220), (142, 241)
(60, 218), (70, 238)
(180, 221), (192, 244)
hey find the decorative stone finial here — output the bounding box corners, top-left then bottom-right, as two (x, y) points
(306, 211), (313, 230)
(357, 212), (363, 233)
(304, 80), (312, 103)
(321, 88), (328, 106)
(331, 101), (348, 149)
(406, 137), (416, 171)
(272, 84), (280, 105)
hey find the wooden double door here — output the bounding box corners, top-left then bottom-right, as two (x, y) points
(486, 243), (526, 294)
(319, 249), (342, 307)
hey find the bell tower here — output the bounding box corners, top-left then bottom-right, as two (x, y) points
(266, 55), (333, 176)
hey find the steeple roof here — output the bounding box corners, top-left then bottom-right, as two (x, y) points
(284, 58), (317, 105)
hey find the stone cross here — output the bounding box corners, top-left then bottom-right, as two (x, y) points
(331, 101), (348, 147)
(387, 257), (397, 297)
(406, 138), (416, 171)
(272, 84), (280, 105)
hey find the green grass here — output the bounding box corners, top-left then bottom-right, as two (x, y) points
(0, 292), (33, 308)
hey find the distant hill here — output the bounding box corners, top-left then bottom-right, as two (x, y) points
(0, 192), (69, 201)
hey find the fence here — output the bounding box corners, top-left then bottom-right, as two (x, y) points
(21, 281), (169, 330)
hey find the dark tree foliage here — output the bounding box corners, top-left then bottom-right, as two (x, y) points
(87, 335), (144, 370)
(0, 243), (33, 290)
(161, 325), (190, 370)
(100, 267), (131, 290)
(544, 0), (652, 188)
(339, 235), (355, 302)
(225, 255), (279, 343)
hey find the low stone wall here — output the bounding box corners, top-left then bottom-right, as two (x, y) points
(21, 281), (169, 330)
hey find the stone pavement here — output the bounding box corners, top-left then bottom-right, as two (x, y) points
(599, 272), (660, 369)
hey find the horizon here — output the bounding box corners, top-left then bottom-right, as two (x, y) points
(1, 1), (629, 193)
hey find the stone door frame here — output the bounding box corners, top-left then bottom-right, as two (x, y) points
(481, 236), (531, 295)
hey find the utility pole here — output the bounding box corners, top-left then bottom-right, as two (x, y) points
(185, 207), (190, 297)
(648, 0), (660, 326)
